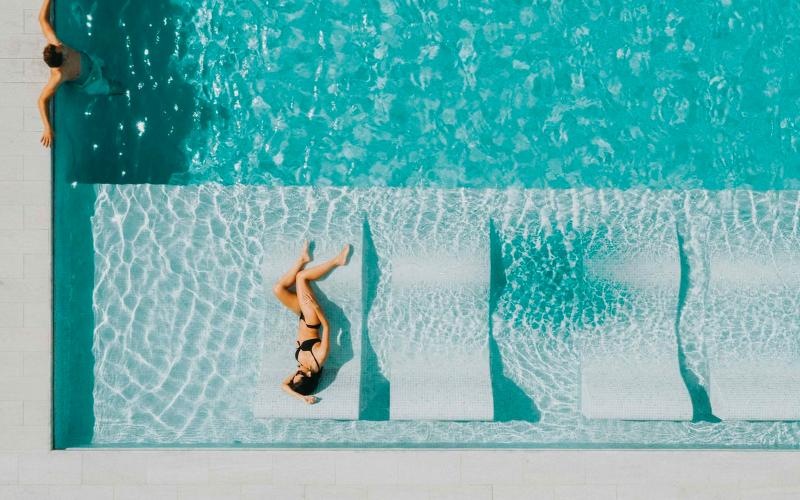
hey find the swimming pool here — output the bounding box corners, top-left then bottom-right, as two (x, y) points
(53, 0), (800, 448)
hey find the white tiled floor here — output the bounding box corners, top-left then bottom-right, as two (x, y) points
(1, 1), (800, 499)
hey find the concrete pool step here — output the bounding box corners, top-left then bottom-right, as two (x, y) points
(700, 191), (800, 420)
(253, 193), (364, 420)
(709, 362), (800, 420)
(578, 191), (693, 421)
(706, 283), (800, 421)
(580, 357), (693, 420)
(385, 256), (493, 421)
(365, 190), (494, 421)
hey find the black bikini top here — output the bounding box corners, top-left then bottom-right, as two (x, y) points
(295, 337), (322, 370)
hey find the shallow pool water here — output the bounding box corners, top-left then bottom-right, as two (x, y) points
(85, 186), (800, 447)
(53, 0), (800, 448)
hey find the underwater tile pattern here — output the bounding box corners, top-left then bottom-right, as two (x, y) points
(90, 185), (800, 447)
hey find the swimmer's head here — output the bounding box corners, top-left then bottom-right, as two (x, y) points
(43, 44), (63, 68)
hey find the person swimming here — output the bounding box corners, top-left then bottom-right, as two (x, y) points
(36, 0), (123, 148)
(273, 241), (352, 404)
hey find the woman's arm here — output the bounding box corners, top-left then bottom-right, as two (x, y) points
(38, 0), (60, 46)
(38, 72), (62, 148)
(281, 373), (318, 404)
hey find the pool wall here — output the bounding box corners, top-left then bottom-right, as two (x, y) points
(51, 174), (95, 449)
(49, 2), (96, 451)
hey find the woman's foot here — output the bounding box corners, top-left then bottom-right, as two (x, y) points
(300, 240), (312, 264)
(335, 244), (352, 266)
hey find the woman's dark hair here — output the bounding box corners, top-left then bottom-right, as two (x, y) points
(290, 371), (321, 395)
(43, 44), (63, 68)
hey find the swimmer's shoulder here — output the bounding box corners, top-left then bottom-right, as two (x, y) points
(49, 67), (67, 82)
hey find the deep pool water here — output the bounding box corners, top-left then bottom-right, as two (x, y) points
(55, 0), (800, 189)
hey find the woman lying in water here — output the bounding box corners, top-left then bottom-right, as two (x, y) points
(272, 241), (351, 404)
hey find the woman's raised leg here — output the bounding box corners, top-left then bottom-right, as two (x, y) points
(296, 244), (350, 282)
(295, 244), (351, 320)
(272, 241), (311, 314)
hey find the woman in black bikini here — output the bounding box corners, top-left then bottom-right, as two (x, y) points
(272, 241), (351, 404)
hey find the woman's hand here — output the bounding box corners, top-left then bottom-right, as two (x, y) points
(40, 128), (53, 148)
(304, 395), (319, 405)
(46, 36), (61, 46)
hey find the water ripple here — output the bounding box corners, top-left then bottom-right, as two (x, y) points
(92, 185), (800, 447)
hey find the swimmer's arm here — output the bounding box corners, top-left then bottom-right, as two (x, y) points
(38, 0), (60, 46)
(38, 72), (62, 148)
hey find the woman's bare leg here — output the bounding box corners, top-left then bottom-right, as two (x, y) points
(277, 241), (311, 288)
(272, 241), (311, 314)
(296, 244), (351, 321)
(297, 244), (350, 282)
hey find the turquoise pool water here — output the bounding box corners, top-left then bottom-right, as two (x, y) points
(56, 0), (800, 188)
(53, 0), (800, 448)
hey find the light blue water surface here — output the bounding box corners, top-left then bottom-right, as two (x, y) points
(87, 186), (800, 447)
(52, 0), (800, 448)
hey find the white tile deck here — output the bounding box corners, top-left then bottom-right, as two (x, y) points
(1, 1), (800, 498)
